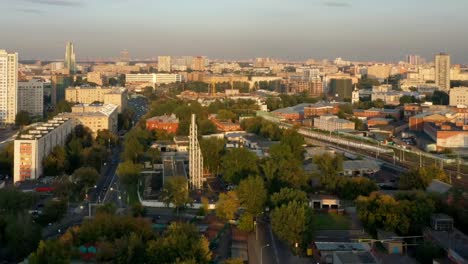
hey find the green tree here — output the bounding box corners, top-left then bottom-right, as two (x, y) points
(4, 213), (42, 260)
(15, 110), (31, 128)
(372, 99), (385, 108)
(399, 165), (448, 190)
(399, 95), (416, 105)
(198, 119), (217, 135)
(117, 161), (142, 186)
(280, 129), (305, 160)
(271, 201), (309, 247)
(337, 177), (378, 200)
(0, 187), (37, 214)
(122, 136), (144, 162)
(28, 240), (70, 264)
(38, 199), (67, 224)
(96, 203), (117, 215)
(145, 147), (161, 165)
(221, 148), (259, 184)
(0, 142), (14, 176)
(225, 258), (244, 264)
(200, 138), (225, 176)
(146, 223), (212, 264)
(271, 188), (308, 208)
(96, 129), (118, 148)
(431, 91), (449, 105)
(161, 176), (191, 216)
(237, 176), (267, 215)
(217, 109), (237, 121)
(215, 191), (239, 221)
(313, 153), (343, 191)
(43, 146), (68, 176)
(73, 167), (100, 190)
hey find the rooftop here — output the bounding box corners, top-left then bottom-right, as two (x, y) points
(334, 251), (378, 264)
(314, 242), (368, 252)
(17, 117), (73, 140)
(147, 114), (179, 123)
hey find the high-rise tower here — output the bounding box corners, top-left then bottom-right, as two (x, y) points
(0, 49), (18, 125)
(189, 114), (203, 189)
(435, 53), (451, 92)
(64, 42), (76, 74)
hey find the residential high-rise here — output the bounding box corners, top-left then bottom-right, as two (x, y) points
(14, 117), (76, 182)
(119, 50), (130, 64)
(407, 55), (422, 66)
(18, 79), (44, 117)
(435, 53), (451, 91)
(330, 78), (353, 101)
(64, 41), (76, 74)
(158, 56), (171, 72)
(191, 56), (206, 71)
(0, 49), (18, 125)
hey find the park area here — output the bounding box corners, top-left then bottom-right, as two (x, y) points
(311, 213), (352, 230)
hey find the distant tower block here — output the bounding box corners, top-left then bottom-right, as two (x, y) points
(351, 85), (360, 104)
(189, 114), (204, 189)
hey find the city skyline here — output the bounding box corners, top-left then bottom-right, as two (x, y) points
(1, 0), (467, 63)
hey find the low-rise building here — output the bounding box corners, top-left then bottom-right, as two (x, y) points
(146, 114), (179, 134)
(14, 117), (76, 183)
(209, 115), (241, 132)
(353, 107), (401, 120)
(18, 79), (44, 117)
(271, 103), (309, 121)
(423, 122), (468, 149)
(304, 102), (340, 118)
(343, 160), (380, 176)
(125, 73), (183, 87)
(58, 103), (118, 136)
(367, 118), (392, 128)
(314, 115), (355, 132)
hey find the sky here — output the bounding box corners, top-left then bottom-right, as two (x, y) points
(0, 0), (467, 63)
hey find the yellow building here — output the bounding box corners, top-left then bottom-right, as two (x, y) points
(65, 86), (127, 113)
(86, 72), (107, 86)
(58, 103), (118, 136)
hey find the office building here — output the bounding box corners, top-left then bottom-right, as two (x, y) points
(449, 87), (468, 106)
(65, 86), (127, 113)
(64, 42), (76, 74)
(119, 50), (130, 64)
(14, 117), (76, 182)
(158, 56), (171, 72)
(18, 79), (44, 117)
(59, 103), (118, 136)
(125, 73), (183, 87)
(51, 74), (73, 105)
(191, 56), (206, 71)
(314, 115), (355, 132)
(329, 78), (353, 100)
(0, 49), (18, 125)
(435, 53), (451, 91)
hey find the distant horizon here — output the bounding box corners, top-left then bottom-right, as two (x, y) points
(2, 0), (467, 63)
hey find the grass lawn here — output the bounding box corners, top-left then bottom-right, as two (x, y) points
(311, 213), (352, 230)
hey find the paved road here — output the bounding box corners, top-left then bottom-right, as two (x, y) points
(42, 146), (122, 239)
(249, 218), (311, 264)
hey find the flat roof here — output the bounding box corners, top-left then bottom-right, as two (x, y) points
(315, 242), (368, 251)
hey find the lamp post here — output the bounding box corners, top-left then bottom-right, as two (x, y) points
(261, 244), (270, 264)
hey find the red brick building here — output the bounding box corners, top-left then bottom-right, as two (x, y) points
(146, 114), (179, 134)
(209, 115), (241, 132)
(304, 102), (340, 118)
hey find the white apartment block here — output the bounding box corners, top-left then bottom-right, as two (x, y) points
(314, 115), (355, 132)
(0, 50), (18, 125)
(65, 86), (127, 113)
(14, 117), (76, 182)
(18, 79), (44, 117)
(449, 87), (468, 106)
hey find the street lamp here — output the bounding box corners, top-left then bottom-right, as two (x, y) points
(261, 244), (270, 264)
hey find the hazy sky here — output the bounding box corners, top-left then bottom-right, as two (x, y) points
(1, 0), (467, 63)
